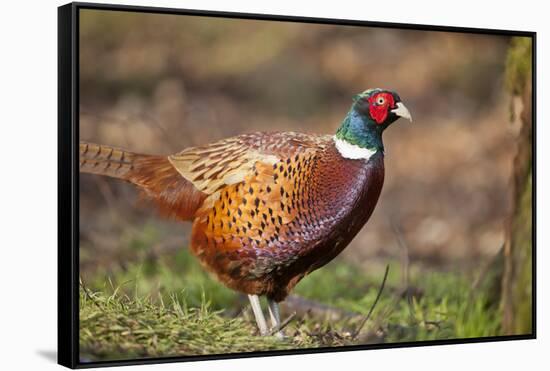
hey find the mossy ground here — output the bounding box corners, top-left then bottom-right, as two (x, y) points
(80, 243), (501, 362)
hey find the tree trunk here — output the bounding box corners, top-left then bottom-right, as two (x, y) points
(501, 37), (533, 335)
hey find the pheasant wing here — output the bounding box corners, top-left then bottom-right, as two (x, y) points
(169, 132), (331, 290)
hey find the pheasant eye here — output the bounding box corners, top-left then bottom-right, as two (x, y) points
(376, 96), (385, 105)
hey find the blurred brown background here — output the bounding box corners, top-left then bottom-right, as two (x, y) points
(79, 9), (519, 275)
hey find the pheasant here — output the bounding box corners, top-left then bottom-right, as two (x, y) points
(80, 88), (412, 337)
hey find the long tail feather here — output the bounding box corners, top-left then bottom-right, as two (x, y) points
(79, 142), (139, 181)
(79, 141), (206, 220)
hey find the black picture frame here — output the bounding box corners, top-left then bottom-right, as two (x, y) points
(58, 2), (536, 368)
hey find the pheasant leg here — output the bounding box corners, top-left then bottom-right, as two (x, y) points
(267, 299), (284, 339)
(248, 294), (268, 336)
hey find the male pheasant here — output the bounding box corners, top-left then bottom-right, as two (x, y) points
(80, 88), (412, 336)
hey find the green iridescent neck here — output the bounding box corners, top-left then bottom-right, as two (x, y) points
(335, 106), (384, 152)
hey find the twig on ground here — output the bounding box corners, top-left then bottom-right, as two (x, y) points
(268, 311), (297, 336)
(351, 264), (390, 339)
(282, 295), (361, 321)
(391, 220), (410, 290)
(423, 320), (442, 329)
(391, 220), (415, 320)
(79, 277), (104, 312)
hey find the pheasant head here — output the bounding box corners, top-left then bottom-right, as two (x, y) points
(335, 89), (412, 158)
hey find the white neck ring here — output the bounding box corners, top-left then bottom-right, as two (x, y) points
(333, 136), (377, 160)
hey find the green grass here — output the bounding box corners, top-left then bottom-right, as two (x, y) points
(79, 288), (295, 361)
(80, 246), (501, 362)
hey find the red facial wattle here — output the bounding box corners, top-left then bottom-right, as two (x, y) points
(368, 92), (396, 124)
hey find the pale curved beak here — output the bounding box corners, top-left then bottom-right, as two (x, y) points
(391, 102), (413, 122)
